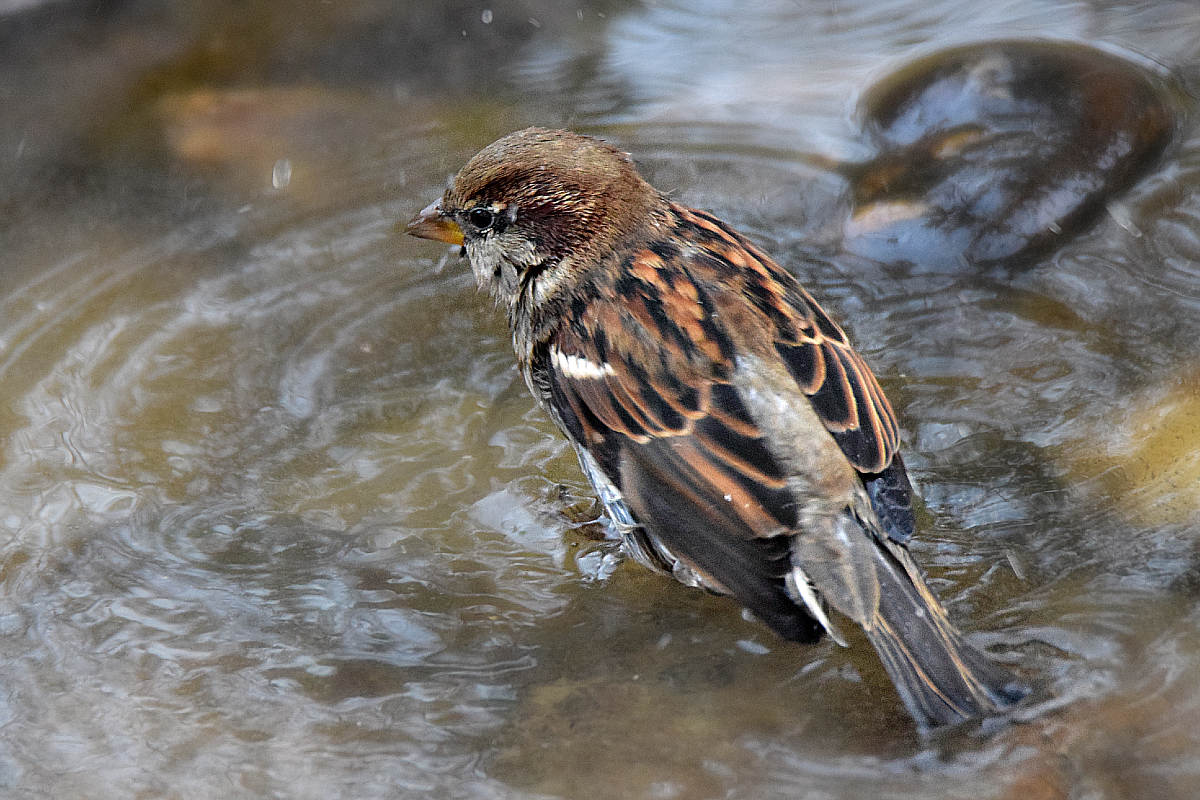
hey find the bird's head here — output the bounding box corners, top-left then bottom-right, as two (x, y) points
(406, 127), (661, 312)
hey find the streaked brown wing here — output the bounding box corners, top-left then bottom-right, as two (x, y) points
(669, 205), (914, 541)
(772, 285), (916, 543)
(536, 205), (914, 638)
(619, 434), (823, 642)
(537, 289), (824, 642)
(671, 206), (902, 475)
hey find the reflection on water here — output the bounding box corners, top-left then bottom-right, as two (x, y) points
(2, 0), (1200, 798)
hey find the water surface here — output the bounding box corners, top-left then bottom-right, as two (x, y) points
(2, 1), (1200, 798)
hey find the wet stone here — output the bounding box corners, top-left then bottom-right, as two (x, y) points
(842, 40), (1181, 271)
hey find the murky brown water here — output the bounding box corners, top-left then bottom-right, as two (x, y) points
(3, 1), (1200, 798)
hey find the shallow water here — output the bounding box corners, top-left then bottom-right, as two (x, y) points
(2, 1), (1200, 798)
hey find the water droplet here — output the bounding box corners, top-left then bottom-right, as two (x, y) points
(736, 639), (770, 655)
(271, 158), (292, 189)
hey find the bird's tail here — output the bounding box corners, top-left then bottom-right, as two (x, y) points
(861, 541), (1028, 729)
(791, 512), (1028, 730)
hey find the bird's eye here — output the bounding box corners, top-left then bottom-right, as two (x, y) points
(467, 207), (495, 230)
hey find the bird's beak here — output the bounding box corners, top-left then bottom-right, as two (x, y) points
(404, 198), (464, 246)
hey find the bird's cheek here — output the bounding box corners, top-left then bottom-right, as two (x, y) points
(466, 256), (498, 293)
(463, 242), (516, 298)
(495, 263), (521, 299)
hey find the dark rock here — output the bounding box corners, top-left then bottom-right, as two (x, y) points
(842, 40), (1182, 271)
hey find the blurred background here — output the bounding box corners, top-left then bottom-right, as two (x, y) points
(2, 1), (1200, 798)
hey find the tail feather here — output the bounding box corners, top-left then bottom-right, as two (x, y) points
(866, 596), (1025, 728)
(863, 541), (1028, 729)
(791, 511), (1028, 729)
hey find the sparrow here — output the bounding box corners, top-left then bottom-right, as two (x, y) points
(407, 127), (1027, 730)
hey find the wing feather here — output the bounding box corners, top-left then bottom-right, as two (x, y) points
(534, 205), (916, 634)
(538, 290), (817, 638)
(676, 207), (902, 477)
